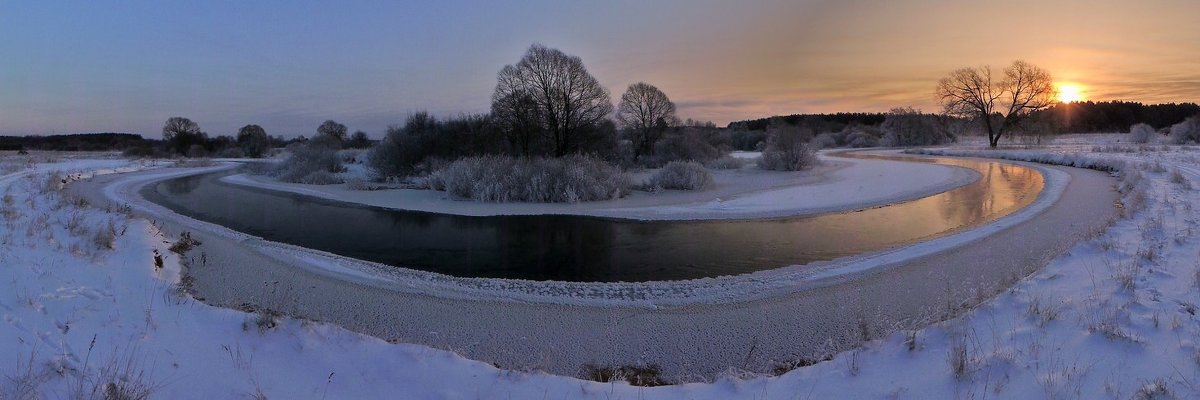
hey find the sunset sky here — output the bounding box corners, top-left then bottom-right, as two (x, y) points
(1, 0), (1197, 137)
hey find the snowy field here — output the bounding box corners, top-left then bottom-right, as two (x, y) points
(220, 150), (977, 220)
(3, 135), (1199, 398)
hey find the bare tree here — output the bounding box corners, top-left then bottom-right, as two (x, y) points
(936, 60), (1056, 147)
(162, 117), (207, 155)
(317, 120), (348, 141)
(236, 124), (270, 158)
(492, 44), (613, 157)
(616, 82), (677, 161)
(491, 91), (543, 156)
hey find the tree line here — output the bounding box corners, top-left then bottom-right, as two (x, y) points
(1038, 101), (1200, 133)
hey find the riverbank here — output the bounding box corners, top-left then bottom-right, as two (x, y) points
(65, 152), (1116, 380)
(221, 150), (980, 220)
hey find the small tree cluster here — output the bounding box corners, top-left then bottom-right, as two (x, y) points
(491, 44), (614, 157)
(369, 112), (507, 178)
(879, 107), (956, 147)
(158, 117), (291, 158)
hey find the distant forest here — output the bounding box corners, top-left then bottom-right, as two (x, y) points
(1041, 101), (1200, 133)
(728, 113), (888, 131)
(729, 101), (1200, 134)
(0, 133), (153, 151)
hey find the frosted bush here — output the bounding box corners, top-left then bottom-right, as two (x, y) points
(757, 123), (820, 171)
(1169, 116), (1199, 144)
(1129, 123), (1154, 144)
(645, 161), (713, 191)
(430, 155), (630, 203)
(273, 136), (345, 184)
(811, 133), (838, 149)
(704, 156), (745, 170)
(845, 131), (880, 148)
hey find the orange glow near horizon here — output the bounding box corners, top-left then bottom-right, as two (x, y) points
(1056, 83), (1086, 103)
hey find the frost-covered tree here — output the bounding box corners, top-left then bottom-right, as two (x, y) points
(757, 120), (818, 171)
(236, 124), (270, 158)
(1169, 115), (1200, 144)
(492, 44), (614, 157)
(616, 82), (677, 161)
(879, 107), (955, 147)
(1129, 123), (1155, 144)
(936, 60), (1056, 147)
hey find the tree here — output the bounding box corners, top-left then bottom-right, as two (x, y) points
(161, 117), (207, 155)
(879, 107), (955, 147)
(936, 60), (1056, 147)
(317, 120), (348, 142)
(616, 82), (677, 161)
(236, 124), (270, 158)
(492, 44), (614, 157)
(347, 130), (372, 149)
(491, 91), (544, 156)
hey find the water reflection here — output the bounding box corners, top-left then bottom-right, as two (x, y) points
(143, 154), (1043, 282)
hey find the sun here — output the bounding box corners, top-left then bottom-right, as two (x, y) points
(1056, 83), (1085, 103)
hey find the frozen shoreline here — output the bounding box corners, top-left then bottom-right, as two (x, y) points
(65, 152), (1118, 378)
(218, 150), (980, 220)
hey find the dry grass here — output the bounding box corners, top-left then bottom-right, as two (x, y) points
(582, 364), (670, 387)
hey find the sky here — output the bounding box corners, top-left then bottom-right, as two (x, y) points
(1, 0), (1197, 138)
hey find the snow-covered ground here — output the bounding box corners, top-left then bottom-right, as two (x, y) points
(221, 150), (978, 220)
(3, 136), (1199, 398)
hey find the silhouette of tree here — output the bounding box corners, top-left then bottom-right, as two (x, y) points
(347, 130), (372, 149)
(937, 60), (1056, 147)
(616, 82), (677, 161)
(162, 117), (207, 155)
(236, 124), (270, 158)
(317, 120), (348, 142)
(492, 44), (613, 157)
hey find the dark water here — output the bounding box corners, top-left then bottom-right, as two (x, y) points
(142, 154), (1043, 282)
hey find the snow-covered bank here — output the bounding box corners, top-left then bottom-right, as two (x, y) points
(62, 152), (1116, 381)
(2, 144), (1165, 397)
(220, 150), (979, 220)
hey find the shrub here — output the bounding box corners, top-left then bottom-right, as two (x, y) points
(1129, 123), (1155, 144)
(430, 155), (630, 202)
(1169, 116), (1199, 144)
(644, 129), (722, 167)
(845, 130), (880, 148)
(645, 161), (713, 191)
(273, 135), (344, 184)
(758, 124), (819, 171)
(811, 133), (838, 149)
(185, 144), (208, 158)
(705, 156), (746, 170)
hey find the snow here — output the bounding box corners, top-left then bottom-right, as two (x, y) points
(4, 136), (1199, 398)
(220, 150), (979, 220)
